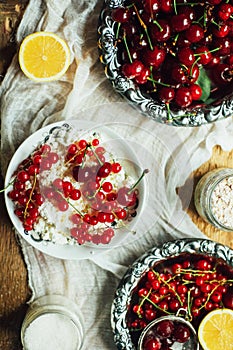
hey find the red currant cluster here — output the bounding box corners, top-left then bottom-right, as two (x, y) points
(62, 137), (140, 245)
(127, 254), (233, 347)
(141, 319), (192, 350)
(8, 144), (59, 231)
(112, 0), (233, 109)
(7, 135), (144, 246)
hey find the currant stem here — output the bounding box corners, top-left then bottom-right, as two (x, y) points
(0, 180), (14, 193)
(90, 145), (103, 166)
(65, 196), (84, 217)
(187, 290), (192, 321)
(24, 173), (37, 219)
(140, 290), (172, 315)
(128, 168), (149, 194)
(156, 270), (184, 306)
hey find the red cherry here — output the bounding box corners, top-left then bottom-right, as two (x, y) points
(122, 60), (145, 79)
(142, 47), (166, 68)
(195, 46), (213, 65)
(156, 320), (174, 337)
(190, 84), (202, 100)
(144, 338), (161, 350)
(185, 24), (204, 43)
(112, 7), (130, 23)
(177, 47), (195, 66)
(171, 14), (191, 32)
(160, 0), (173, 13)
(150, 20), (171, 42)
(173, 324), (190, 343)
(159, 87), (175, 103)
(144, 0), (160, 15)
(175, 87), (193, 107)
(117, 187), (137, 206)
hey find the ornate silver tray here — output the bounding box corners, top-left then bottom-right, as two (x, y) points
(98, 0), (233, 126)
(111, 238), (233, 349)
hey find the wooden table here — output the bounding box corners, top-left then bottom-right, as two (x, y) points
(1, 146), (233, 349)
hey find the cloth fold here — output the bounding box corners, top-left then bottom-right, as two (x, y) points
(1, 1), (233, 349)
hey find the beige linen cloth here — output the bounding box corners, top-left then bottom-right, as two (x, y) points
(1, 1), (233, 349)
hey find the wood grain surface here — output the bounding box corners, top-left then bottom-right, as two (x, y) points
(179, 145), (233, 249)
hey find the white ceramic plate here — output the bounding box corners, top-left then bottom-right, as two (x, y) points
(4, 120), (146, 259)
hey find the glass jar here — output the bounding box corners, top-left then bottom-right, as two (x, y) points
(21, 295), (85, 350)
(194, 167), (233, 232)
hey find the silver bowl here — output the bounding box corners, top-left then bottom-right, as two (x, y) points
(98, 0), (233, 126)
(111, 238), (233, 349)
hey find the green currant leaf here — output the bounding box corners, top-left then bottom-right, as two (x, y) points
(197, 68), (212, 102)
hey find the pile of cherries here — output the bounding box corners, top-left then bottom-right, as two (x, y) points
(141, 319), (193, 350)
(126, 253), (233, 348)
(111, 0), (233, 109)
(7, 136), (141, 246)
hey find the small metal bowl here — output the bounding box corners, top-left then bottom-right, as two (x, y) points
(138, 311), (199, 350)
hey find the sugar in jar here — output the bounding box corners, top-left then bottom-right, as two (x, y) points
(21, 295), (85, 350)
(194, 168), (233, 232)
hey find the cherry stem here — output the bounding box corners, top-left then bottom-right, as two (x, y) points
(133, 4), (153, 50)
(194, 47), (220, 57)
(153, 19), (163, 32)
(147, 77), (172, 88)
(173, 0), (177, 15)
(116, 22), (121, 40)
(211, 19), (221, 29)
(123, 33), (133, 64)
(149, 66), (156, 88)
(24, 173), (37, 219)
(128, 168), (149, 194)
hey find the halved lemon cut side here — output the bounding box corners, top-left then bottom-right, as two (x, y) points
(198, 308), (233, 350)
(19, 32), (70, 82)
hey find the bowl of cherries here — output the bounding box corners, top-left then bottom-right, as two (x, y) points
(111, 238), (233, 349)
(98, 0), (233, 126)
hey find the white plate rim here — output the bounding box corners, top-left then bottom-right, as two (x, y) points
(4, 120), (147, 260)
